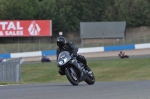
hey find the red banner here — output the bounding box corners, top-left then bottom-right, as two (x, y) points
(0, 20), (52, 37)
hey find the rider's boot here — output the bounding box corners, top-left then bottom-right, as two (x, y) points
(84, 64), (93, 76)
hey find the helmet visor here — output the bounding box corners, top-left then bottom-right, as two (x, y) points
(57, 41), (65, 48)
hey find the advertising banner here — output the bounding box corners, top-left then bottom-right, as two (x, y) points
(0, 20), (52, 37)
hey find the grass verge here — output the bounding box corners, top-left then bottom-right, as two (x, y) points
(18, 58), (150, 84)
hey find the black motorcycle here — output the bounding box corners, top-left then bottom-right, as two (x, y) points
(41, 57), (51, 63)
(118, 54), (129, 58)
(57, 51), (95, 86)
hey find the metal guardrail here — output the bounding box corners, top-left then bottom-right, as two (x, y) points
(0, 58), (23, 82)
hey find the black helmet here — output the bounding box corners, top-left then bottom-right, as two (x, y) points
(57, 36), (66, 48)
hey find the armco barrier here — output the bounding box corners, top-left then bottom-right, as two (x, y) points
(0, 54), (11, 58)
(0, 43), (150, 59)
(11, 51), (42, 58)
(135, 43), (150, 49)
(78, 47), (104, 53)
(104, 44), (135, 52)
(42, 50), (56, 56)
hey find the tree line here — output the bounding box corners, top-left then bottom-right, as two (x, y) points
(0, 0), (150, 33)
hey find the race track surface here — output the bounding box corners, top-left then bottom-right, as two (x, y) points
(0, 81), (150, 99)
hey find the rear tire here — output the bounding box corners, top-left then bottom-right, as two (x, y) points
(41, 60), (44, 63)
(65, 68), (79, 86)
(124, 55), (129, 58)
(85, 67), (95, 85)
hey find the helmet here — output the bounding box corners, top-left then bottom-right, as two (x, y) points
(57, 36), (66, 48)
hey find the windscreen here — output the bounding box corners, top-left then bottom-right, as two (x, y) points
(58, 51), (70, 60)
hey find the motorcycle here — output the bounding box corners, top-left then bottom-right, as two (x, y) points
(41, 57), (51, 63)
(57, 51), (95, 86)
(118, 54), (129, 58)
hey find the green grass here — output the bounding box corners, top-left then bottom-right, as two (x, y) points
(19, 58), (150, 84)
(21, 62), (67, 83)
(90, 58), (150, 81)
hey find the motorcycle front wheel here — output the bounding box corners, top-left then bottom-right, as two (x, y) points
(65, 68), (79, 86)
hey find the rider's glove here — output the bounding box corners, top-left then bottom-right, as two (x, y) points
(73, 56), (77, 61)
(73, 53), (77, 57)
(71, 53), (77, 57)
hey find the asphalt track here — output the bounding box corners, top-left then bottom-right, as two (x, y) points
(0, 81), (150, 99)
(1, 48), (150, 99)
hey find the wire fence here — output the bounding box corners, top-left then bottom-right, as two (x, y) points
(81, 36), (150, 47)
(0, 36), (150, 53)
(0, 58), (23, 82)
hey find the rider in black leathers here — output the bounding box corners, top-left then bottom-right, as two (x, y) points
(56, 36), (90, 75)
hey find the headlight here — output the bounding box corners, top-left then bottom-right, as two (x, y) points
(64, 58), (67, 63)
(58, 61), (63, 65)
(58, 58), (67, 65)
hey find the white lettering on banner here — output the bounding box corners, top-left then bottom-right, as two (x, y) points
(5, 31), (23, 36)
(0, 21), (24, 36)
(0, 22), (8, 30)
(7, 22), (16, 30)
(0, 21), (23, 30)
(17, 22), (23, 30)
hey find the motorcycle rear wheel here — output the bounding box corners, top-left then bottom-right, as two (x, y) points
(85, 67), (95, 85)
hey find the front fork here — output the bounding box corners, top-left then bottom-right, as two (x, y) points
(69, 58), (88, 81)
(70, 58), (82, 73)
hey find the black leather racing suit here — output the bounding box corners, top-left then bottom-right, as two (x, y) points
(56, 42), (88, 75)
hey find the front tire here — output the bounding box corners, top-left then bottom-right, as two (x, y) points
(65, 68), (79, 86)
(85, 67), (95, 85)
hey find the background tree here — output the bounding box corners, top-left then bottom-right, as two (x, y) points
(104, 0), (150, 27)
(0, 0), (150, 33)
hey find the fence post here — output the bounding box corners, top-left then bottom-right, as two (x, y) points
(16, 60), (20, 82)
(81, 39), (84, 47)
(114, 40), (115, 45)
(144, 36), (146, 43)
(18, 39), (20, 52)
(39, 40), (41, 51)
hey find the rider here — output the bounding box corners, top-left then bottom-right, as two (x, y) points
(42, 55), (47, 58)
(0, 57), (2, 62)
(120, 51), (125, 57)
(56, 36), (90, 75)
